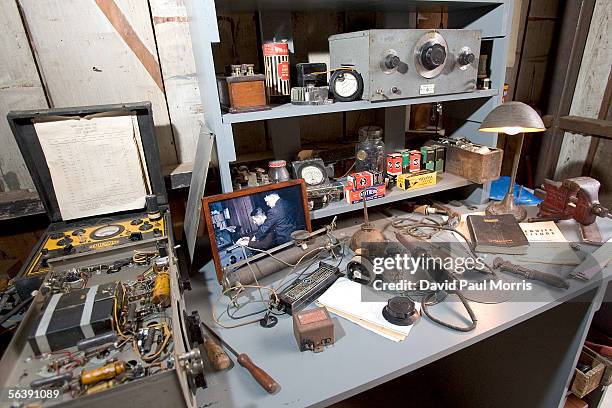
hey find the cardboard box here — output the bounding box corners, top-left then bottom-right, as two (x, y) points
(396, 170), (437, 191)
(409, 150), (421, 172)
(433, 145), (446, 173)
(386, 153), (403, 176)
(347, 171), (382, 190)
(345, 184), (386, 204)
(421, 146), (435, 171)
(396, 149), (411, 173)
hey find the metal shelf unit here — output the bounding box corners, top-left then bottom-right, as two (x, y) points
(221, 89), (500, 124)
(311, 172), (472, 219)
(185, 0), (512, 219)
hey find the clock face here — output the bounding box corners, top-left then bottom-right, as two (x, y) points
(333, 72), (359, 98)
(301, 166), (326, 185)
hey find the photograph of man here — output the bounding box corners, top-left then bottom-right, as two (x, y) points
(235, 207), (276, 250)
(237, 192), (298, 249)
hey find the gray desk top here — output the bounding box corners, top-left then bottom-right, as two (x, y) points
(188, 206), (612, 408)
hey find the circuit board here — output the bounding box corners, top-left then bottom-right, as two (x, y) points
(0, 213), (203, 407)
(24, 213), (166, 278)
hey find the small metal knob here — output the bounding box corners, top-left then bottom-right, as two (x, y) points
(384, 54), (401, 69)
(458, 51), (476, 66)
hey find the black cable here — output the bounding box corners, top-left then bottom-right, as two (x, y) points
(421, 290), (477, 332)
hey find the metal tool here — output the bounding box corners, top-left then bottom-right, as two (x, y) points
(532, 177), (612, 243)
(201, 322), (280, 394)
(492, 258), (569, 289)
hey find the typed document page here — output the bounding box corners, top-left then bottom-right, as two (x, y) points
(34, 114), (148, 220)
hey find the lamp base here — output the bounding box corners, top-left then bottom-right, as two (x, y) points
(486, 193), (527, 221)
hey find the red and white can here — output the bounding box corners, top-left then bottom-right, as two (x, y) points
(409, 150), (421, 173)
(263, 40), (290, 99)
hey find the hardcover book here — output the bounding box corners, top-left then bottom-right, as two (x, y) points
(467, 214), (529, 254)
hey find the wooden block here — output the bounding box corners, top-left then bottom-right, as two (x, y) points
(229, 81), (266, 109)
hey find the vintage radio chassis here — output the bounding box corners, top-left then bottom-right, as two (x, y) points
(0, 103), (204, 407)
(329, 29), (481, 101)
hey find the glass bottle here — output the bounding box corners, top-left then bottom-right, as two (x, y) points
(355, 126), (385, 174)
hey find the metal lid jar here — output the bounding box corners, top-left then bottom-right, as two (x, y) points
(268, 160), (290, 183)
(355, 126), (385, 174)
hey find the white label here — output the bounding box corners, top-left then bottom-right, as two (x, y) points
(420, 84), (435, 95)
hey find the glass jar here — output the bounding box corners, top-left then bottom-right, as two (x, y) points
(268, 160), (290, 183)
(355, 126), (385, 174)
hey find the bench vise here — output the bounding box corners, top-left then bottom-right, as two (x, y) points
(533, 177), (611, 243)
(534, 177), (609, 225)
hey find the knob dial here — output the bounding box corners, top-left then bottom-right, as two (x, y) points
(421, 43), (447, 71)
(458, 50), (475, 66)
(384, 54), (401, 69)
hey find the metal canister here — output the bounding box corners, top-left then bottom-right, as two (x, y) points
(80, 361), (125, 385)
(263, 40), (290, 99)
(268, 160), (290, 183)
(85, 380), (116, 395)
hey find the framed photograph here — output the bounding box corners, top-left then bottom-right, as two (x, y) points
(202, 180), (311, 283)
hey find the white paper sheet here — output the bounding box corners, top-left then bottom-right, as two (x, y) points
(517, 221), (581, 265)
(34, 114), (148, 220)
(317, 278), (421, 341)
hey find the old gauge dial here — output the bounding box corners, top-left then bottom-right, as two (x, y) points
(301, 166), (325, 186)
(292, 159), (329, 187)
(90, 224), (125, 240)
(330, 69), (364, 102)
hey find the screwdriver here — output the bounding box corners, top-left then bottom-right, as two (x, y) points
(201, 322), (280, 394)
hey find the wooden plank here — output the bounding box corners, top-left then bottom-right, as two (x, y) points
(19, 0), (178, 165)
(0, 0), (48, 192)
(583, 68), (612, 174)
(0, 190), (44, 221)
(534, 0), (596, 185)
(555, 0), (610, 180)
(150, 0), (204, 163)
(558, 116), (612, 140)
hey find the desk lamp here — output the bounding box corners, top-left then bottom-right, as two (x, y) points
(478, 101), (545, 221)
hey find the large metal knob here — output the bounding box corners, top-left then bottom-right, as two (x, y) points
(421, 44), (447, 71)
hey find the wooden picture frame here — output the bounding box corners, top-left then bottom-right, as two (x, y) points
(202, 179), (311, 283)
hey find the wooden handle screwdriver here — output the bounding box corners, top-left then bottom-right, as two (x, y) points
(202, 335), (231, 371)
(201, 322), (279, 394)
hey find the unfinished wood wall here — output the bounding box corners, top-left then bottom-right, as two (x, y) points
(0, 0), (203, 193)
(555, 0), (611, 205)
(0, 1), (48, 192)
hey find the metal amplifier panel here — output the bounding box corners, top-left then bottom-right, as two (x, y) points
(329, 29), (481, 101)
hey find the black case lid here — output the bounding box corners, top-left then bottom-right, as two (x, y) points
(7, 102), (167, 223)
